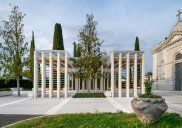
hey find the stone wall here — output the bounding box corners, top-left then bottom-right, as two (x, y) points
(152, 34), (182, 91)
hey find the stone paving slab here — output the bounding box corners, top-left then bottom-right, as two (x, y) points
(0, 97), (27, 105)
(56, 98), (117, 114)
(113, 97), (134, 113)
(0, 98), (64, 114)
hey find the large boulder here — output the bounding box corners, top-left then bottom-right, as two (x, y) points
(131, 97), (168, 125)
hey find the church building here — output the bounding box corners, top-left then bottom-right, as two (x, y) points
(150, 10), (182, 91)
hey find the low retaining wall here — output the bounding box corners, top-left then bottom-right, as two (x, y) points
(10, 87), (23, 91)
(0, 91), (13, 97)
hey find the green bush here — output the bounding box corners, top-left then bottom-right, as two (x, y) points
(73, 93), (106, 98)
(0, 79), (33, 89)
(138, 93), (162, 98)
(0, 88), (12, 91)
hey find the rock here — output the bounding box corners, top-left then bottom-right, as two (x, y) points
(131, 97), (168, 125)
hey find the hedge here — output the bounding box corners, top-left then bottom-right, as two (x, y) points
(0, 79), (33, 89)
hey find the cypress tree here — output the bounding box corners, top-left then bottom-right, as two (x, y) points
(73, 41), (77, 57)
(53, 23), (64, 50)
(134, 36), (140, 85)
(134, 37), (140, 51)
(30, 31), (35, 85)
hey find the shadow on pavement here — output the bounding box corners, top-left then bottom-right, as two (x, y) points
(0, 114), (42, 127)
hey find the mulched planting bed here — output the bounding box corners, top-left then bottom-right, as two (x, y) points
(6, 112), (182, 128)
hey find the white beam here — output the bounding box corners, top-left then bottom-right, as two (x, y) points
(42, 53), (45, 98)
(57, 53), (60, 98)
(49, 52), (53, 98)
(126, 52), (130, 98)
(34, 51), (38, 98)
(134, 53), (137, 97)
(142, 52), (145, 94)
(65, 52), (68, 98)
(119, 53), (122, 97)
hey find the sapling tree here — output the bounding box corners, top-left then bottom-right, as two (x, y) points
(0, 5), (29, 96)
(71, 14), (108, 94)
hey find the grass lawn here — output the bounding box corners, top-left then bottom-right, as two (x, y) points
(7, 112), (182, 128)
(73, 93), (106, 98)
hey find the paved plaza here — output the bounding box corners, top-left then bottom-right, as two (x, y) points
(0, 90), (182, 127)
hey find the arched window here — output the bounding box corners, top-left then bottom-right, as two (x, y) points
(175, 53), (182, 60)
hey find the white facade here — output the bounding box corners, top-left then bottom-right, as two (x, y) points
(150, 11), (182, 91)
(34, 50), (145, 98)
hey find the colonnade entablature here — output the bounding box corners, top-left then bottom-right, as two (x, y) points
(34, 50), (145, 98)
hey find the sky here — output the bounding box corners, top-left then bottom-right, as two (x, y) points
(0, 0), (182, 74)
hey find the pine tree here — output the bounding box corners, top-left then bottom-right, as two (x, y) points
(53, 23), (64, 50)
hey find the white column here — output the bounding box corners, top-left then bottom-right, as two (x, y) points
(75, 78), (78, 93)
(34, 51), (38, 98)
(82, 79), (84, 93)
(107, 74), (109, 90)
(95, 74), (97, 93)
(65, 52), (68, 98)
(119, 53), (122, 97)
(57, 53), (60, 98)
(126, 52), (130, 98)
(42, 53), (45, 98)
(101, 65), (103, 92)
(71, 74), (73, 91)
(134, 53), (137, 97)
(103, 74), (105, 91)
(68, 73), (70, 91)
(111, 52), (114, 97)
(114, 73), (116, 91)
(142, 52), (145, 94)
(49, 52), (53, 98)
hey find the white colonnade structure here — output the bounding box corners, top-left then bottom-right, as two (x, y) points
(34, 50), (145, 98)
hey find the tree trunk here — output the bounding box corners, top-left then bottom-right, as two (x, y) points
(17, 78), (20, 97)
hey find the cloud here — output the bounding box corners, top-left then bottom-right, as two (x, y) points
(146, 46), (153, 49)
(36, 37), (51, 50)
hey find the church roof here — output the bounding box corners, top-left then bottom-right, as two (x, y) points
(170, 21), (182, 34)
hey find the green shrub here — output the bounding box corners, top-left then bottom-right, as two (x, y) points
(0, 79), (33, 89)
(73, 93), (106, 98)
(138, 93), (162, 98)
(0, 88), (12, 91)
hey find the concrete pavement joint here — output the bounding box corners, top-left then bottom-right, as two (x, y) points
(44, 94), (75, 115)
(107, 98), (131, 113)
(0, 98), (32, 108)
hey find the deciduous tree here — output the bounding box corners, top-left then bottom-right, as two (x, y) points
(71, 14), (108, 94)
(0, 4), (29, 96)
